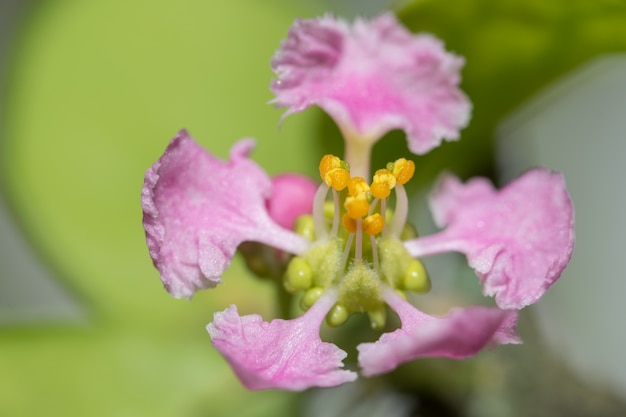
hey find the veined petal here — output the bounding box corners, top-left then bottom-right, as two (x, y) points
(142, 130), (310, 298)
(267, 173), (318, 230)
(404, 169), (575, 309)
(207, 290), (357, 391)
(357, 288), (520, 377)
(271, 13), (471, 154)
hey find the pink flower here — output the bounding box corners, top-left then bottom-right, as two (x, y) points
(271, 13), (471, 174)
(141, 13), (573, 391)
(207, 289), (357, 390)
(405, 171), (575, 310)
(358, 288), (521, 377)
(141, 131), (310, 299)
(141, 130), (573, 390)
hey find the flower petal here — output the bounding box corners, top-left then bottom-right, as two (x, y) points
(207, 290), (357, 390)
(271, 13), (471, 154)
(142, 130), (310, 298)
(404, 169), (575, 309)
(267, 173), (318, 230)
(357, 288), (520, 377)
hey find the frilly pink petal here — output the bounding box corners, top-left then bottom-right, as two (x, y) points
(207, 291), (357, 391)
(141, 130), (310, 298)
(271, 13), (471, 154)
(404, 169), (575, 309)
(357, 288), (520, 377)
(267, 174), (318, 230)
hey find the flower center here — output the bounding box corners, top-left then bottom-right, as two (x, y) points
(284, 155), (431, 330)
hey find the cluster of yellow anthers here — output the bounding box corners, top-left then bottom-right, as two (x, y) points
(318, 154), (415, 236)
(284, 154), (427, 329)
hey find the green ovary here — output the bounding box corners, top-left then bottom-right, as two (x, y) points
(284, 217), (431, 330)
(306, 239), (343, 288)
(338, 261), (383, 313)
(378, 237), (412, 288)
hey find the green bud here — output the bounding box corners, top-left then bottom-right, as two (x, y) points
(326, 303), (349, 327)
(284, 256), (313, 292)
(300, 287), (324, 310)
(294, 215), (316, 241)
(384, 207), (394, 223)
(323, 201), (335, 221)
(368, 307), (386, 330)
(403, 259), (431, 293)
(400, 222), (418, 240)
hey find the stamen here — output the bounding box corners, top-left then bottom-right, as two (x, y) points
(330, 188), (340, 237)
(319, 154), (350, 190)
(355, 219), (363, 259)
(388, 183), (408, 238)
(390, 158), (415, 185)
(363, 213), (385, 236)
(369, 234), (379, 271)
(347, 176), (369, 196)
(345, 176), (370, 219)
(319, 155), (340, 183)
(313, 183), (330, 239)
(342, 213), (357, 234)
(345, 195), (369, 219)
(340, 233), (355, 271)
(370, 168), (396, 199)
(386, 158), (414, 237)
(368, 198), (380, 215)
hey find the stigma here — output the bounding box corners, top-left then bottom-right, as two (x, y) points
(284, 155), (431, 330)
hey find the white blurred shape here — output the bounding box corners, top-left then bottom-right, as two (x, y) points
(0, 195), (84, 324)
(498, 55), (626, 399)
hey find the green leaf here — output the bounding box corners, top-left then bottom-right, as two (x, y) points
(396, 0), (626, 181)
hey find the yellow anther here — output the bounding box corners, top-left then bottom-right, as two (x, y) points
(370, 182), (390, 199)
(319, 154), (341, 178)
(327, 169), (350, 190)
(363, 213), (385, 235)
(344, 195), (370, 219)
(342, 213), (357, 233)
(390, 158), (415, 185)
(319, 154), (350, 190)
(374, 168), (397, 189)
(370, 168), (396, 199)
(347, 176), (369, 197)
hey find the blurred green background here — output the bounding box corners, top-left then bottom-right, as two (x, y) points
(1, 0), (626, 416)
